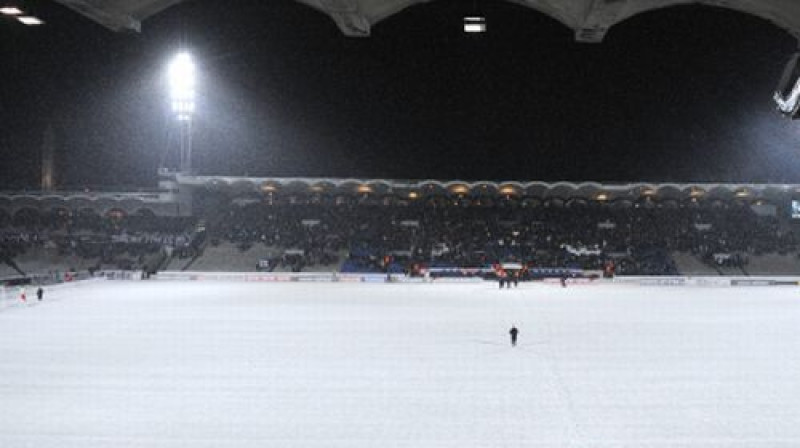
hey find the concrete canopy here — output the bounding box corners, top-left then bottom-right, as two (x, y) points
(54, 0), (800, 42)
(52, 0), (184, 32)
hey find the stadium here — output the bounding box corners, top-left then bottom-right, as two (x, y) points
(3, 0), (800, 446)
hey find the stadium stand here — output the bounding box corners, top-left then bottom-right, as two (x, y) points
(743, 253), (800, 275)
(0, 211), (197, 278)
(3, 181), (800, 277)
(188, 242), (275, 272)
(670, 251), (720, 275)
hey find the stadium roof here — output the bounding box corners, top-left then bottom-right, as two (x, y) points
(53, 0), (800, 42)
(175, 176), (800, 202)
(2, 178), (796, 217)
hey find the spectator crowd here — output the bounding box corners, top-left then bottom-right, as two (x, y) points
(2, 193), (795, 277)
(0, 210), (198, 275)
(203, 192), (796, 276)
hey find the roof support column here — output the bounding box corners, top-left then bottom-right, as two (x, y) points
(316, 0), (371, 36)
(575, 0), (630, 43)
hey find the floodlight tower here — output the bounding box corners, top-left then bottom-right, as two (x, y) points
(168, 52), (196, 173)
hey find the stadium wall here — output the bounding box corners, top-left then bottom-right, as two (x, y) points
(612, 276), (800, 287)
(153, 271), (800, 287)
(154, 271), (482, 283)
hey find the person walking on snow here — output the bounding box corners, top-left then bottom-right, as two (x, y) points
(509, 326), (519, 347)
(36, 287), (43, 301)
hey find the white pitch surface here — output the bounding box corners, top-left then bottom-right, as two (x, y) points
(2, 281), (800, 447)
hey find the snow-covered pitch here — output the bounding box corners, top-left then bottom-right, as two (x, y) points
(1, 280), (799, 447)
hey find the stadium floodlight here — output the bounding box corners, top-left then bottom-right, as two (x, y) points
(0, 7), (23, 15)
(169, 52), (196, 122)
(168, 51), (196, 173)
(18, 15), (44, 25)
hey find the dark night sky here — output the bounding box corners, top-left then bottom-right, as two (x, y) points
(0, 0), (798, 189)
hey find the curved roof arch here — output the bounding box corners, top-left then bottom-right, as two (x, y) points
(54, 0), (800, 42)
(610, 0), (800, 42)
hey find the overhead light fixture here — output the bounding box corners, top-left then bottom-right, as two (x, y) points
(0, 7), (23, 15)
(500, 186), (517, 195)
(464, 16), (486, 33)
(18, 16), (44, 25)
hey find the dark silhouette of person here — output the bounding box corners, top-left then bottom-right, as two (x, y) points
(36, 287), (43, 301)
(509, 326), (519, 347)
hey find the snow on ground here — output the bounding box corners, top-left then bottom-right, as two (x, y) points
(1, 280), (800, 447)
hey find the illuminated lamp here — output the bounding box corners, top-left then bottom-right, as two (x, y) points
(0, 7), (23, 15)
(18, 15), (44, 25)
